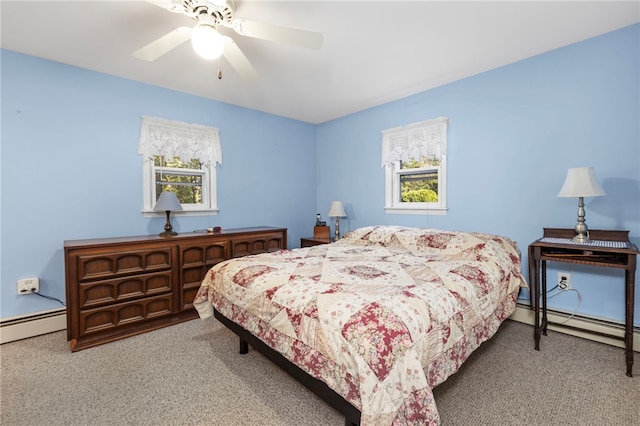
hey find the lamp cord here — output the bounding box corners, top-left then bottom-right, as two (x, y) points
(547, 288), (582, 325)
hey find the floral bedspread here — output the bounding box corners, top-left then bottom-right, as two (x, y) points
(194, 226), (527, 425)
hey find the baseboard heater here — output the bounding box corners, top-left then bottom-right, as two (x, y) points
(0, 307), (67, 344)
(510, 303), (640, 352)
(1, 304), (637, 351)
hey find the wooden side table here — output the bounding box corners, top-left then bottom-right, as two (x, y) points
(300, 237), (333, 248)
(528, 228), (638, 377)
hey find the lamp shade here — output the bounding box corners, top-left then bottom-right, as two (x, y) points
(328, 201), (346, 217)
(153, 191), (183, 211)
(557, 167), (606, 198)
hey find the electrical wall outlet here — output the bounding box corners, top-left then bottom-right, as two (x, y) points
(17, 278), (39, 295)
(557, 272), (571, 290)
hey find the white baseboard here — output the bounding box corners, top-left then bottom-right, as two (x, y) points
(1, 304), (638, 352)
(509, 303), (640, 352)
(0, 308), (67, 344)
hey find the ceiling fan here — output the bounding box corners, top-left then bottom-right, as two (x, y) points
(134, 0), (323, 80)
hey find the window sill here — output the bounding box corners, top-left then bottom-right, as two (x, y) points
(384, 206), (447, 215)
(142, 209), (219, 218)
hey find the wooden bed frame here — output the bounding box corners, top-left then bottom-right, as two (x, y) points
(213, 308), (361, 426)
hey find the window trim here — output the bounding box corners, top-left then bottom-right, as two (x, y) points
(381, 117), (449, 216)
(137, 116), (222, 218)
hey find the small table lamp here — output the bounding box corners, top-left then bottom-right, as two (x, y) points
(153, 191), (183, 237)
(328, 201), (346, 240)
(557, 167), (606, 243)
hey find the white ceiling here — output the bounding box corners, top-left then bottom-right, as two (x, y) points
(1, 1), (638, 124)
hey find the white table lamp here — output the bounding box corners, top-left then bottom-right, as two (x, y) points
(557, 167), (606, 243)
(328, 201), (346, 240)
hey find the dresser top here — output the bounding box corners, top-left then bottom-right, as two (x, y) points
(64, 226), (286, 248)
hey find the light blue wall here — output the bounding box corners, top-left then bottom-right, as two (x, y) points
(317, 24), (640, 326)
(1, 50), (317, 319)
(2, 24), (638, 327)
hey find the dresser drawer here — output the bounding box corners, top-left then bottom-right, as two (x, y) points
(76, 248), (172, 282)
(179, 241), (228, 311)
(181, 242), (227, 268)
(78, 271), (172, 309)
(79, 293), (173, 336)
(231, 233), (285, 257)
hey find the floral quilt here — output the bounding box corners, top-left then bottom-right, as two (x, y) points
(194, 226), (527, 425)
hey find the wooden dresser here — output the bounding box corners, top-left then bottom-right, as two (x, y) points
(64, 226), (287, 352)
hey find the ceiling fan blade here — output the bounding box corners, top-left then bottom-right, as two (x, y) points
(231, 18), (323, 50)
(133, 27), (191, 61)
(222, 37), (259, 81)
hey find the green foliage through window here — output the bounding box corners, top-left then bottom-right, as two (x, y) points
(154, 156), (203, 204)
(399, 157), (439, 203)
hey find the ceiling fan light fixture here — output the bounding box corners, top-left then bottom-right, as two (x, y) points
(191, 14), (225, 60)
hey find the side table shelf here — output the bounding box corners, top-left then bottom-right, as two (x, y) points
(528, 228), (638, 377)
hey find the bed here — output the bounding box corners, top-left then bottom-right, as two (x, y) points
(194, 225), (527, 425)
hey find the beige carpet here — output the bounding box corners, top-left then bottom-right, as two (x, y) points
(1, 319), (638, 425)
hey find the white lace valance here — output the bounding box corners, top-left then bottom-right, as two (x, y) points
(381, 117), (448, 167)
(138, 116), (222, 166)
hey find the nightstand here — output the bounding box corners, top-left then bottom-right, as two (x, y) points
(528, 227), (638, 377)
(300, 237), (333, 248)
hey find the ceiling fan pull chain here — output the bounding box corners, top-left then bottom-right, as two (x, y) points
(218, 57), (223, 80)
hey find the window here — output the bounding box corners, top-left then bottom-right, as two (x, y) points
(142, 155), (216, 213)
(382, 117), (448, 215)
(155, 157), (204, 203)
(138, 116), (221, 216)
